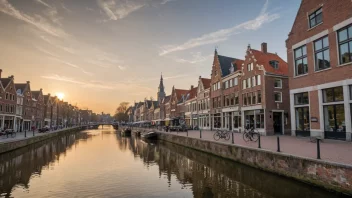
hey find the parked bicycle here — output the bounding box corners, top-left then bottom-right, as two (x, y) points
(213, 129), (230, 141)
(243, 127), (260, 142)
(0, 129), (16, 139)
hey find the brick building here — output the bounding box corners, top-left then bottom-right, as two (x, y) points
(0, 73), (17, 130)
(286, 0), (352, 140)
(15, 81), (33, 131)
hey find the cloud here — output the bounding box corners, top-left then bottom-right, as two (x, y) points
(97, 0), (145, 21)
(159, 0), (279, 55)
(0, 0), (68, 37)
(160, 0), (174, 5)
(41, 74), (154, 92)
(173, 52), (212, 64)
(50, 57), (94, 76)
(35, 0), (52, 8)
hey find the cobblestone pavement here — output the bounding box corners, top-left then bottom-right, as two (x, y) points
(152, 129), (352, 165)
(0, 127), (78, 144)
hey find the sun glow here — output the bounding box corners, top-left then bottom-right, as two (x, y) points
(56, 92), (65, 100)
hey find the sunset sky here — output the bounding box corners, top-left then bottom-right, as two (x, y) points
(0, 0), (300, 114)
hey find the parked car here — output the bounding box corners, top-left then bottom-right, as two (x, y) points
(39, 126), (50, 133)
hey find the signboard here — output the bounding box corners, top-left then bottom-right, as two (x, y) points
(311, 117), (318, 122)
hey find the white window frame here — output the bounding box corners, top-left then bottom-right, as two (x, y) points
(274, 79), (282, 89)
(252, 76), (256, 87)
(247, 78), (251, 88)
(251, 63), (254, 71)
(257, 75), (261, 85)
(274, 92), (282, 103)
(229, 79), (233, 87)
(225, 81), (229, 89)
(234, 77), (238, 86)
(243, 80), (246, 89)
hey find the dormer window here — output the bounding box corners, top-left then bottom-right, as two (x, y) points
(269, 60), (279, 69)
(309, 7), (322, 28)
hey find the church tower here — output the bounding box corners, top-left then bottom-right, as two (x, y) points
(157, 73), (166, 103)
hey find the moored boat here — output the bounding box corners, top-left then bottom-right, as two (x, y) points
(141, 131), (157, 139)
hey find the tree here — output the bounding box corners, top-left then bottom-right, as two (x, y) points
(114, 102), (130, 122)
(115, 102), (129, 114)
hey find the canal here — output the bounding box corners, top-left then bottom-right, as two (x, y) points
(0, 126), (348, 198)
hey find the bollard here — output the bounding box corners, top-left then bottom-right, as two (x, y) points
(317, 139), (321, 159)
(277, 136), (281, 152)
(33, 130), (35, 136)
(187, 130), (188, 137)
(200, 129), (202, 139)
(25, 130), (27, 138)
(258, 135), (261, 148)
(231, 132), (234, 144)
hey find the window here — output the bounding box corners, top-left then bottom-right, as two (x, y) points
(274, 92), (282, 102)
(235, 95), (239, 105)
(217, 82), (220, 90)
(247, 64), (251, 71)
(294, 92), (309, 105)
(225, 81), (229, 89)
(309, 8), (322, 28)
(233, 113), (241, 128)
(255, 110), (265, 128)
(314, 36), (330, 70)
(252, 76), (256, 87)
(323, 86), (344, 103)
(247, 78), (251, 88)
(229, 79), (233, 87)
(242, 80), (246, 89)
(252, 93), (256, 104)
(338, 24), (352, 64)
(234, 77), (238, 86)
(256, 75), (261, 85)
(269, 60), (279, 69)
(243, 94), (247, 106)
(324, 105), (345, 132)
(5, 93), (8, 100)
(257, 91), (262, 103)
(294, 45), (308, 76)
(295, 107), (310, 131)
(247, 93), (252, 105)
(274, 79), (282, 88)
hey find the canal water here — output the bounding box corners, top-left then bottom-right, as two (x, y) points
(0, 126), (348, 198)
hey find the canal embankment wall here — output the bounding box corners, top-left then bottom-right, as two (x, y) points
(146, 131), (352, 195)
(0, 127), (83, 154)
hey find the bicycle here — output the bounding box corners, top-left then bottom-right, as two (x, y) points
(243, 127), (260, 142)
(213, 129), (230, 141)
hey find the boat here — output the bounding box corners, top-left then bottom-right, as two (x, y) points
(122, 128), (131, 136)
(141, 131), (157, 139)
(112, 123), (119, 130)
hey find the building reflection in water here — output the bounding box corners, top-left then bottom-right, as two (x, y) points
(0, 129), (345, 198)
(120, 136), (344, 198)
(0, 131), (95, 197)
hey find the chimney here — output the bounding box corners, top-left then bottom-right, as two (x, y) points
(26, 81), (30, 84)
(9, 75), (14, 79)
(190, 85), (194, 89)
(261, 42), (267, 53)
(0, 69), (2, 78)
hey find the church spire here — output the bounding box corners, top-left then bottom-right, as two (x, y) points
(157, 73), (166, 103)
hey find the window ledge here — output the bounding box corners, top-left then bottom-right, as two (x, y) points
(275, 101), (283, 103)
(314, 67), (331, 73)
(293, 73), (309, 79)
(307, 22), (323, 31)
(337, 62), (352, 67)
(274, 87), (283, 89)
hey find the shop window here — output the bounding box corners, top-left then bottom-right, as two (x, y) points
(295, 107), (310, 131)
(255, 110), (265, 128)
(323, 86), (344, 103)
(245, 112), (255, 129)
(257, 91), (262, 103)
(309, 7), (322, 28)
(294, 45), (308, 76)
(274, 79), (282, 88)
(233, 114), (241, 128)
(323, 104), (345, 132)
(337, 24), (352, 64)
(314, 36), (330, 70)
(294, 92), (309, 105)
(274, 92), (282, 102)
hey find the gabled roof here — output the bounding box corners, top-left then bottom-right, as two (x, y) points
(200, 78), (211, 89)
(250, 49), (288, 76)
(15, 83), (27, 94)
(218, 55), (238, 77)
(162, 95), (171, 104)
(232, 59), (244, 71)
(0, 78), (12, 89)
(44, 95), (50, 104)
(31, 91), (41, 99)
(152, 101), (159, 108)
(175, 89), (188, 101)
(186, 87), (198, 101)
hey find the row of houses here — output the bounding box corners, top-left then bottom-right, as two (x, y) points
(128, 0), (352, 141)
(0, 69), (95, 132)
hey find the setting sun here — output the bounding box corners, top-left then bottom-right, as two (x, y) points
(56, 92), (65, 100)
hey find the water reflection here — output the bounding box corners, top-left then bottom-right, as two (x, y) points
(0, 132), (95, 197)
(0, 128), (347, 198)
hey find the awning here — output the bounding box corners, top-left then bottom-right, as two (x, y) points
(164, 118), (173, 121)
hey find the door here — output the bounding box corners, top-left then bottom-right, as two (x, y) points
(273, 112), (283, 134)
(229, 112), (232, 131)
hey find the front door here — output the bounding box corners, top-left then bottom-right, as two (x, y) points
(273, 112), (282, 134)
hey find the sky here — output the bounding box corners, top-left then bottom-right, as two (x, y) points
(0, 0), (300, 114)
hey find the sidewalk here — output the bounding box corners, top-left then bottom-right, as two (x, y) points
(155, 129), (352, 165)
(0, 127), (79, 144)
